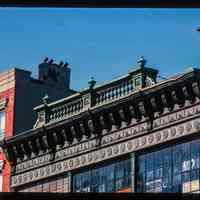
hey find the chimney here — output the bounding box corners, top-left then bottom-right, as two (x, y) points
(38, 58), (71, 89)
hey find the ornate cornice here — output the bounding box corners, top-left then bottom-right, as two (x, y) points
(11, 115), (200, 187)
(12, 102), (200, 174)
(2, 67), (200, 168)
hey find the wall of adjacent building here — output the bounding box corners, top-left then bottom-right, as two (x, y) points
(0, 66), (75, 191)
(0, 69), (16, 192)
(13, 68), (75, 135)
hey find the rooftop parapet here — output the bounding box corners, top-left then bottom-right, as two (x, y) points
(34, 57), (158, 127)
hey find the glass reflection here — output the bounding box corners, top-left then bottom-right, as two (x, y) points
(73, 159), (131, 192)
(137, 139), (200, 193)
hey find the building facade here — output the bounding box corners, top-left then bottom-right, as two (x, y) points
(2, 58), (200, 193)
(0, 59), (75, 191)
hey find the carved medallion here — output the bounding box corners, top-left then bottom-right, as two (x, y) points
(156, 132), (161, 141)
(107, 148), (112, 156)
(113, 146), (119, 154)
(40, 168), (45, 176)
(178, 126), (184, 135)
(163, 130), (169, 139)
(51, 164), (56, 173)
(127, 141), (133, 150)
(29, 172), (33, 180)
(148, 135), (154, 144)
(186, 122), (192, 132)
(93, 153), (98, 161)
(134, 139), (139, 148)
(18, 175), (22, 183)
(120, 143), (126, 153)
(194, 120), (200, 130)
(57, 163), (62, 171)
(13, 177), (17, 184)
(81, 156), (86, 164)
(170, 128), (176, 137)
(69, 160), (74, 168)
(46, 166), (50, 175)
(195, 106), (200, 114)
(99, 150), (105, 159)
(88, 154), (93, 162)
(63, 161), (68, 169)
(23, 174), (27, 182)
(34, 170), (38, 178)
(141, 137), (147, 145)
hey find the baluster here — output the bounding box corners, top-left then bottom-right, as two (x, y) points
(115, 87), (119, 98)
(100, 92), (103, 103)
(69, 105), (73, 115)
(111, 88), (115, 100)
(96, 95), (100, 105)
(62, 106), (65, 117)
(80, 100), (83, 109)
(104, 92), (107, 102)
(119, 85), (122, 96)
(107, 89), (111, 100)
(130, 80), (134, 92)
(127, 81), (130, 94)
(123, 83), (126, 96)
(67, 105), (70, 115)
(77, 102), (80, 111)
(57, 108), (60, 119)
(64, 105), (67, 117)
(56, 108), (59, 119)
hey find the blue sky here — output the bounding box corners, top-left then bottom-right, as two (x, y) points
(0, 8), (200, 90)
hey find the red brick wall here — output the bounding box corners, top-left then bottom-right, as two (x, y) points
(0, 87), (15, 192)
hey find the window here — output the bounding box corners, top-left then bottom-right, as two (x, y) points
(73, 158), (131, 192)
(0, 160), (4, 192)
(136, 139), (200, 193)
(0, 111), (5, 140)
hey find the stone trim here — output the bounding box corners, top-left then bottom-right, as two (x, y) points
(14, 102), (200, 174)
(11, 117), (200, 187)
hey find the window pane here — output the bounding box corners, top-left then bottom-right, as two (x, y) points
(0, 112), (5, 139)
(182, 172), (190, 193)
(182, 143), (190, 172)
(162, 177), (172, 192)
(146, 153), (154, 181)
(172, 174), (181, 192)
(145, 180), (154, 192)
(191, 170), (199, 192)
(191, 141), (200, 170)
(73, 159), (131, 192)
(173, 145), (182, 175)
(154, 151), (163, 179)
(137, 139), (200, 193)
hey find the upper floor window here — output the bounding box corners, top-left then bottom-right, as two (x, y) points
(136, 139), (200, 193)
(0, 111), (5, 140)
(73, 158), (131, 192)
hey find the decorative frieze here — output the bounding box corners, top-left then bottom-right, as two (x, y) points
(11, 117), (200, 187)
(14, 102), (200, 174)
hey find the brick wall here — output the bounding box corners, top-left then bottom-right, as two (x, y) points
(0, 87), (15, 192)
(17, 174), (70, 193)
